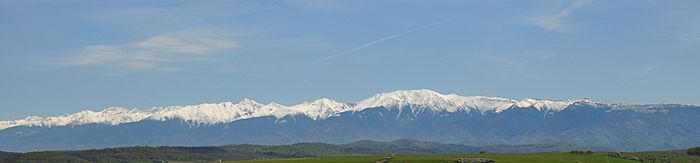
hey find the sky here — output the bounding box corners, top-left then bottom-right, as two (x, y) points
(1, 0), (699, 120)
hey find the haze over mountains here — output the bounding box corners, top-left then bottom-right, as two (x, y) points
(1, 89), (699, 152)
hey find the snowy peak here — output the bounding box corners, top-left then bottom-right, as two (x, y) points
(356, 89), (455, 111)
(447, 95), (517, 113)
(290, 98), (352, 120)
(236, 98), (262, 108)
(0, 89), (614, 131)
(0, 107), (151, 130)
(516, 98), (577, 111)
(308, 98), (346, 108)
(355, 89), (583, 113)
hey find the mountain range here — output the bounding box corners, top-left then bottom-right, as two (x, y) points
(1, 89), (699, 152)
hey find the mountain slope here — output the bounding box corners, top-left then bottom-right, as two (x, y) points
(1, 89), (699, 152)
(0, 89), (601, 131)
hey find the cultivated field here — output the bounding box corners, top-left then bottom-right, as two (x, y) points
(227, 152), (637, 163)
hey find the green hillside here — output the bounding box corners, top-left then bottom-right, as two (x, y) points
(228, 153), (637, 163)
(2, 140), (698, 162)
(613, 149), (700, 163)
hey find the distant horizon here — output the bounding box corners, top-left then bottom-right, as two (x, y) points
(2, 88), (697, 122)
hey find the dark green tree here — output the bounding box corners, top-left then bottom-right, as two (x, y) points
(688, 146), (700, 156)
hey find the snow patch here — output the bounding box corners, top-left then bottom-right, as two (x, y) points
(0, 89), (606, 130)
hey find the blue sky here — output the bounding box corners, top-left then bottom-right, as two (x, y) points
(1, 0), (699, 120)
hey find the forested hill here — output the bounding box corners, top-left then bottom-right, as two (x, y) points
(0, 139), (606, 162)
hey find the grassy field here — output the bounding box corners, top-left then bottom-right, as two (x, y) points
(618, 149), (700, 163)
(227, 152), (637, 163)
(4, 141), (697, 162)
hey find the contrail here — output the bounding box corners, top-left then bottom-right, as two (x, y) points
(310, 19), (453, 65)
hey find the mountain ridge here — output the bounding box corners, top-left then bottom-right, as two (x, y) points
(2, 99), (700, 152)
(0, 89), (691, 131)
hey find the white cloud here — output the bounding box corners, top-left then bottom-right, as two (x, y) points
(530, 0), (592, 32)
(63, 32), (238, 71)
(134, 36), (237, 54)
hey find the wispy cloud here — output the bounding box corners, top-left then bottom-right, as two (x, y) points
(626, 65), (657, 76)
(63, 31), (238, 71)
(310, 19), (453, 65)
(679, 19), (700, 43)
(529, 0), (592, 32)
(639, 65), (656, 75)
(285, 0), (344, 11)
(524, 51), (559, 60)
(477, 51), (559, 80)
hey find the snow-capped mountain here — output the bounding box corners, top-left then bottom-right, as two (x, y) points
(0, 89), (594, 131)
(1, 89), (699, 152)
(0, 98), (351, 131)
(355, 89), (591, 113)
